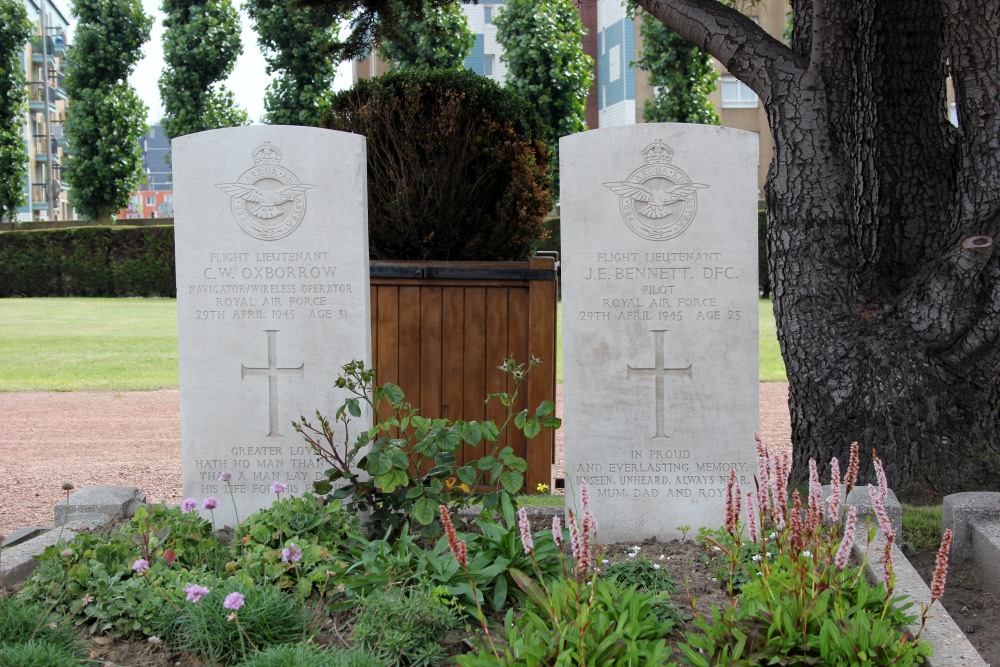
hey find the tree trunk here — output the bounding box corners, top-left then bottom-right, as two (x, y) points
(640, 0), (1000, 502)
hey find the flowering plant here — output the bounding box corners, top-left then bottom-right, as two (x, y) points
(682, 440), (942, 666)
(294, 358), (560, 538)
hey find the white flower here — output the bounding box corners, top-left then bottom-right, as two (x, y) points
(713, 546), (722, 552)
(627, 552), (636, 558)
(751, 554), (762, 562)
(631, 545), (641, 552)
(802, 550), (812, 558)
(766, 552), (773, 558)
(658, 555), (665, 560)
(653, 563), (661, 569)
(768, 532), (777, 540)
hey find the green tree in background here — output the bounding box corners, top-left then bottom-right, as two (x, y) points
(494, 0), (592, 196)
(0, 0), (30, 222)
(377, 0), (474, 71)
(246, 0), (345, 125)
(160, 0), (248, 137)
(63, 0), (151, 223)
(634, 11), (719, 124)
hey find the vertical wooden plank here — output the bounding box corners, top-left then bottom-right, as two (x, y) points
(463, 288), (487, 467)
(420, 287), (443, 424)
(441, 287), (465, 422)
(526, 256), (557, 491)
(369, 285), (379, 379)
(376, 286), (399, 430)
(485, 288), (509, 464)
(397, 286), (422, 409)
(506, 287), (530, 465)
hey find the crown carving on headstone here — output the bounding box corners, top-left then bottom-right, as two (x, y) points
(641, 139), (674, 165)
(251, 141), (283, 166)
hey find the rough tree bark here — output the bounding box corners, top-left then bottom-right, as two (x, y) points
(638, 0), (1000, 501)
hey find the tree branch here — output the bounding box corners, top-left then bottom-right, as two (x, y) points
(638, 0), (805, 103)
(900, 236), (994, 348)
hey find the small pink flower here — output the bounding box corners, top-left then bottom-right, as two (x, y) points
(202, 497), (219, 510)
(218, 471), (232, 483)
(281, 543), (302, 563)
(132, 558), (149, 572)
(745, 491), (758, 543)
(184, 583), (210, 603)
(181, 498), (198, 514)
(873, 449), (889, 502)
(517, 507), (534, 555)
(551, 516), (562, 548)
(270, 482), (286, 495)
(223, 592), (245, 611)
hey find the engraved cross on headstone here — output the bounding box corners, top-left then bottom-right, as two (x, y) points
(627, 329), (692, 440)
(241, 329), (304, 437)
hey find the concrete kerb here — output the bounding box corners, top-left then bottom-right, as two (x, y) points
(942, 492), (1000, 565)
(846, 491), (988, 666)
(1, 485), (145, 591)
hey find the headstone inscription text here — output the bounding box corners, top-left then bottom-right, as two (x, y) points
(561, 125), (759, 542)
(175, 126), (371, 526)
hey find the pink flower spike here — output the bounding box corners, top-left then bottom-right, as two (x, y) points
(745, 492), (758, 544)
(181, 498), (198, 514)
(834, 506), (858, 569)
(829, 457), (842, 520)
(281, 543), (302, 563)
(517, 506), (534, 555)
(223, 592), (245, 611)
(931, 529), (953, 603)
(845, 442), (860, 496)
(725, 470), (738, 535)
(218, 471), (232, 483)
(184, 583), (210, 603)
(579, 478), (591, 516)
(440, 505), (467, 568)
(202, 497), (219, 510)
(872, 449), (888, 502)
(552, 516), (563, 548)
(868, 484), (895, 540)
(132, 558), (149, 572)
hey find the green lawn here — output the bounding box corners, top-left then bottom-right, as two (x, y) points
(0, 298), (178, 391)
(0, 297), (785, 391)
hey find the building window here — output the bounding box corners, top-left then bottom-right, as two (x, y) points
(484, 6), (492, 24)
(721, 75), (758, 108)
(146, 195), (156, 206)
(609, 45), (621, 83)
(484, 54), (494, 77)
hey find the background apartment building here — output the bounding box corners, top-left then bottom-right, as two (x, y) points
(18, 0), (73, 222)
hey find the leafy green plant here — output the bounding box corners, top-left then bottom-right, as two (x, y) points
(680, 443), (936, 665)
(295, 358), (560, 538)
(234, 643), (382, 667)
(600, 556), (677, 595)
(160, 583), (310, 666)
(351, 584), (463, 667)
(0, 640), (82, 667)
(125, 503), (221, 570)
(234, 494), (357, 599)
(459, 577), (675, 666)
(0, 596), (82, 657)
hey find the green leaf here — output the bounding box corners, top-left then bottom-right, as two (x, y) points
(347, 398), (361, 417)
(313, 480), (333, 495)
(523, 418), (541, 439)
(462, 421), (482, 444)
(412, 497), (438, 525)
(457, 465), (477, 486)
(499, 470), (524, 494)
(382, 383), (405, 404)
(514, 409), (528, 429)
(481, 421), (500, 442)
(534, 400), (555, 417)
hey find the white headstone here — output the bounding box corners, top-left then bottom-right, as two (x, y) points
(561, 124), (759, 543)
(174, 126), (371, 526)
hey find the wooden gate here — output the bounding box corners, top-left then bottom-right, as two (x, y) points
(369, 255), (558, 491)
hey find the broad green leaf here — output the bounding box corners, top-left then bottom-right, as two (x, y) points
(499, 470), (524, 494)
(412, 497), (437, 525)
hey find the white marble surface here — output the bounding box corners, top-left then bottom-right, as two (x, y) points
(174, 126), (371, 526)
(560, 124), (759, 542)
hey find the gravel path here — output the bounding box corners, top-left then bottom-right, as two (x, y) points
(0, 384), (791, 537)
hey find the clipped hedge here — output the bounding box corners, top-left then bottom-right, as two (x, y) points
(0, 226), (176, 297)
(324, 69), (552, 261)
